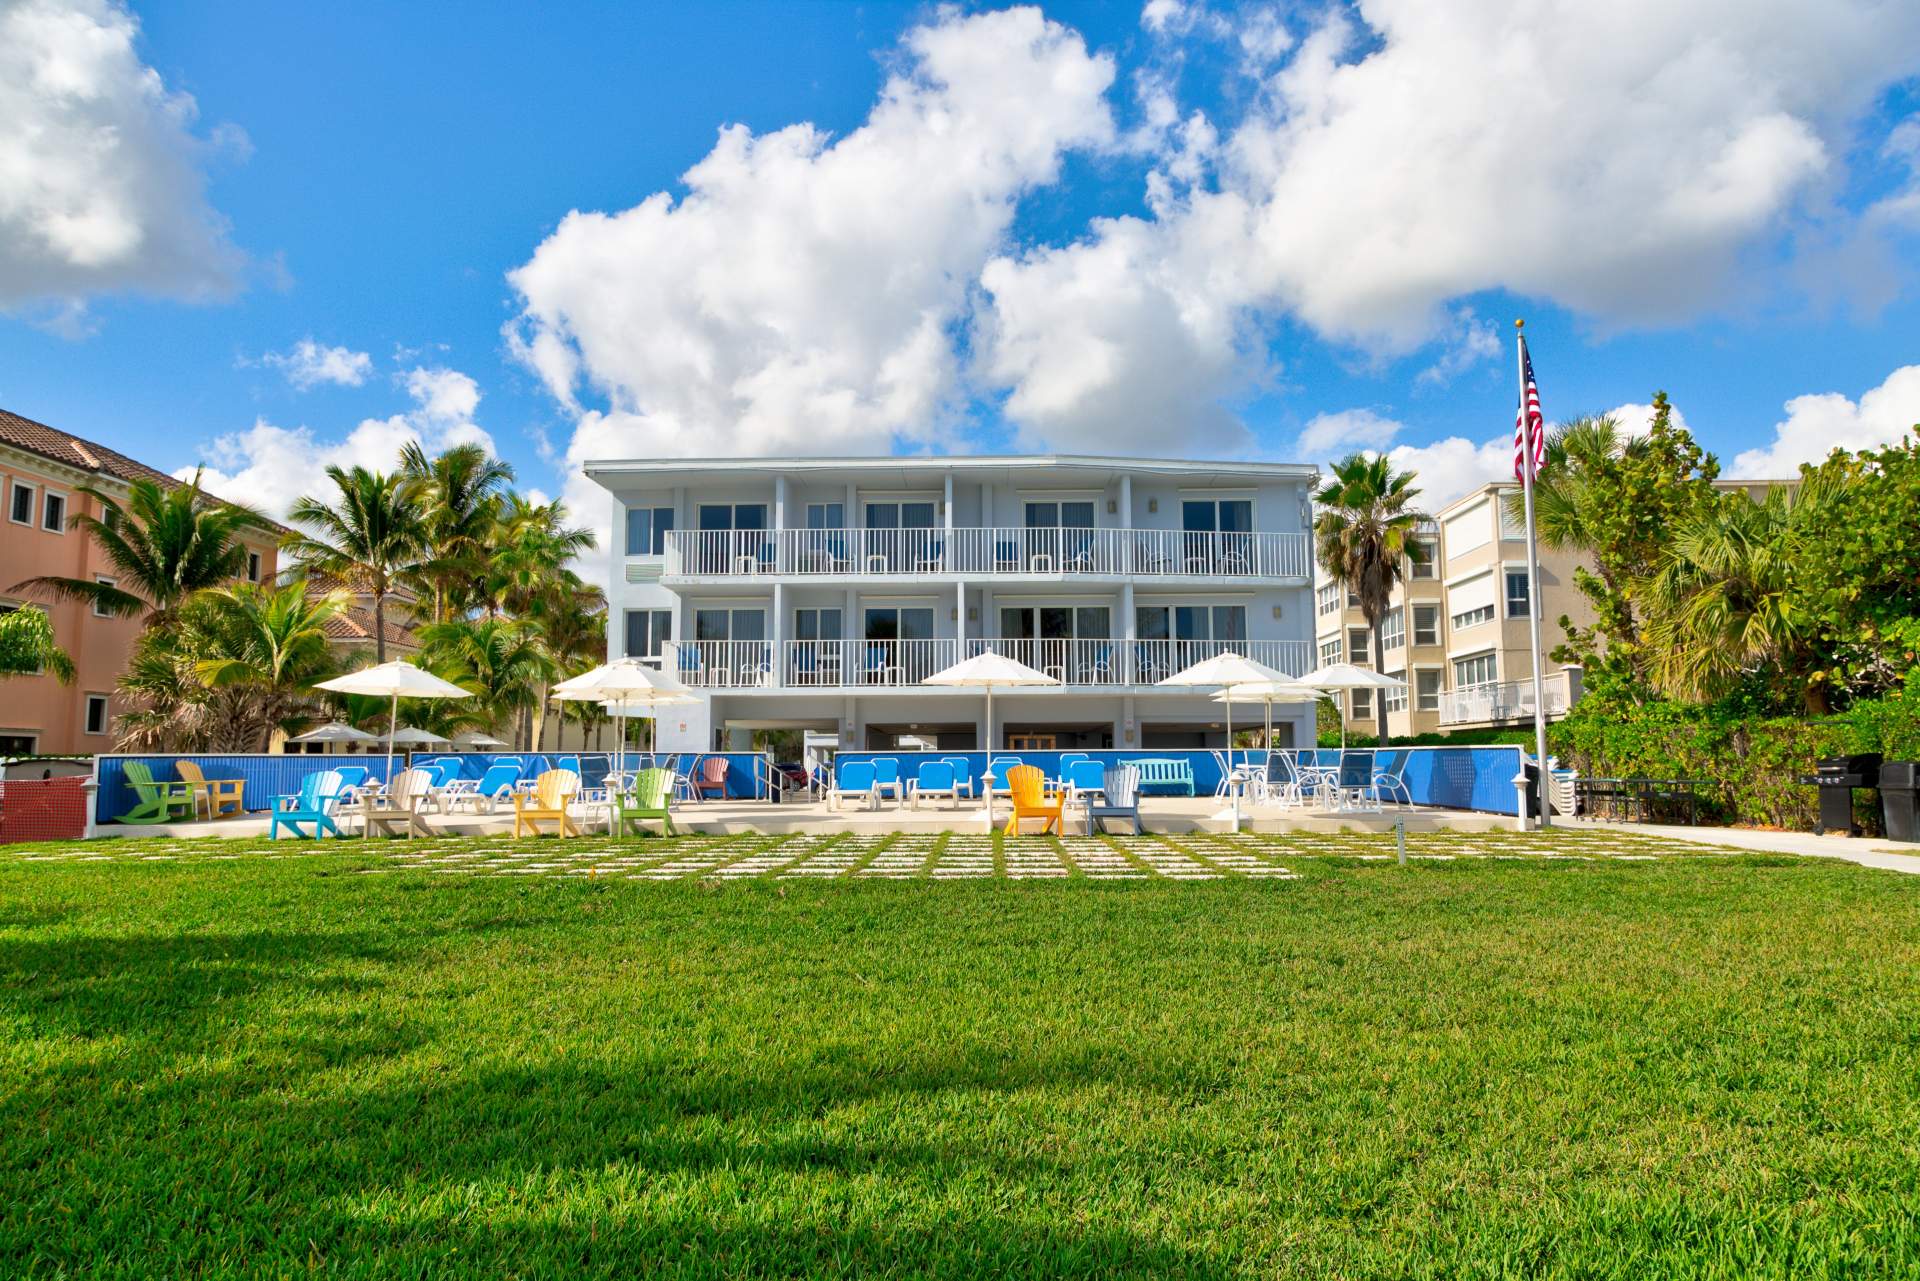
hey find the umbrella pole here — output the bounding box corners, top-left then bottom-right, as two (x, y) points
(1227, 691), (1238, 832)
(386, 693), (398, 784)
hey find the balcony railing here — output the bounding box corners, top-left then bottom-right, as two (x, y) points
(666, 638), (1314, 690)
(1438, 672), (1575, 726)
(659, 527), (1310, 580)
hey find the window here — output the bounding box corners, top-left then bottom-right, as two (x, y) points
(1379, 607), (1405, 651)
(1350, 688), (1373, 719)
(1025, 500), (1096, 529)
(83, 694), (109, 736)
(1416, 669), (1442, 711)
(1180, 498), (1252, 533)
(1347, 590), (1360, 607)
(1000, 605), (1110, 641)
(1505, 569), (1531, 618)
(1454, 651), (1497, 688)
(40, 490), (65, 532)
(793, 608), (842, 641)
(622, 609), (672, 660)
(9, 480), (36, 526)
(1347, 627), (1369, 664)
(1319, 637), (1342, 667)
(1451, 604), (1495, 630)
(246, 552), (262, 582)
(1136, 604), (1246, 644)
(805, 502), (844, 529)
(1410, 537), (1437, 579)
(1181, 498), (1254, 573)
(1413, 604), (1440, 647)
(92, 577), (115, 618)
(1316, 582), (1341, 616)
(1384, 671), (1407, 713)
(624, 506), (675, 556)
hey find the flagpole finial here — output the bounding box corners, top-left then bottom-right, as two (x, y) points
(1514, 318), (1525, 330)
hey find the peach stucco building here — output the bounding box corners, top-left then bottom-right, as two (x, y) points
(1, 408), (282, 757)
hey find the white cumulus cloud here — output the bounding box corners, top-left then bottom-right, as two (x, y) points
(1297, 408), (1403, 458)
(182, 366), (499, 520)
(1384, 434), (1513, 511)
(984, 0), (1920, 446)
(0, 0), (244, 322)
(263, 339), (372, 390)
(1731, 365), (1920, 477)
(506, 6), (1117, 573)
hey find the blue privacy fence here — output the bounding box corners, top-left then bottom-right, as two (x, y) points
(831, 745), (1527, 817)
(93, 751), (775, 823)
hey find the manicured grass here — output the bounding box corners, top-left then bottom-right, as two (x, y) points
(3, 836), (1919, 1277)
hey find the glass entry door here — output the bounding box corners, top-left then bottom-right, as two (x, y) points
(1023, 500), (1097, 571)
(862, 606), (935, 683)
(865, 500), (939, 571)
(790, 607), (842, 685)
(998, 605), (1111, 682)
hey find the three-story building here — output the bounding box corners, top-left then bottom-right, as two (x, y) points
(589, 456), (1320, 753)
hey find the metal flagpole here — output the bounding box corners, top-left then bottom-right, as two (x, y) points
(1516, 319), (1551, 828)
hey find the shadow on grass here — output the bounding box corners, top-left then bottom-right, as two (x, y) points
(4, 1046), (1237, 1277)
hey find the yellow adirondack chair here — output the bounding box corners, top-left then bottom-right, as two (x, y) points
(176, 759), (246, 819)
(1004, 764), (1064, 836)
(513, 768), (582, 838)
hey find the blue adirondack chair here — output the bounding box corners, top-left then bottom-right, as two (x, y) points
(269, 769), (347, 839)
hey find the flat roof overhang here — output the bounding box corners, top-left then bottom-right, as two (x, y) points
(586, 453), (1318, 493)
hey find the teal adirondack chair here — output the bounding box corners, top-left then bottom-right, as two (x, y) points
(611, 768), (676, 837)
(117, 761), (198, 825)
(269, 770), (347, 840)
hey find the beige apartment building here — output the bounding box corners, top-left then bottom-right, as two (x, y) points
(1316, 485), (1593, 739)
(1316, 477), (1798, 739)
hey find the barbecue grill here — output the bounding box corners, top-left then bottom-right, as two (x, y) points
(1800, 753), (1882, 836)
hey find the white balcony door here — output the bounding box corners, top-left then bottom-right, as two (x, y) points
(789, 607), (843, 685)
(864, 501), (938, 572)
(688, 607), (768, 683)
(696, 503), (769, 573)
(1181, 498), (1254, 573)
(999, 604), (1112, 682)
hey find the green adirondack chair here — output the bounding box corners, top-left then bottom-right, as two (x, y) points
(611, 768), (676, 837)
(117, 761), (198, 824)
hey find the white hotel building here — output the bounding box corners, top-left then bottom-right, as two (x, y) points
(589, 456), (1320, 754)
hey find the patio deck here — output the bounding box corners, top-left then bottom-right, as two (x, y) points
(104, 796), (1514, 841)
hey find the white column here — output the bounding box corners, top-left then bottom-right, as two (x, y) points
(1121, 580), (1136, 684)
(771, 582), (784, 688)
(1118, 473), (1133, 573)
(773, 475), (789, 573)
(956, 581), (966, 651)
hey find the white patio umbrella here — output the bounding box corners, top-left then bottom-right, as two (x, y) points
(600, 690), (699, 756)
(380, 726), (452, 746)
(287, 722), (378, 745)
(1296, 663), (1409, 748)
(923, 650), (1059, 824)
(453, 730), (509, 749)
(552, 658), (698, 771)
(1159, 652), (1291, 831)
(314, 661), (475, 780)
(1210, 680), (1329, 750)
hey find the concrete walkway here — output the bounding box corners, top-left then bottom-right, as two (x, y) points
(1565, 818), (1920, 875)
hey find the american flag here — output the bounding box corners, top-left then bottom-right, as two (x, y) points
(1513, 336), (1546, 481)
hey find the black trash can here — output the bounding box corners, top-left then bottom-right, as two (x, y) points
(1882, 761), (1918, 844)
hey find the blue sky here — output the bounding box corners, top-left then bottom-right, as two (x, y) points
(3, 0), (1919, 554)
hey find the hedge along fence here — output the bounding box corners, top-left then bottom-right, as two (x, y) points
(830, 746), (1528, 818)
(1550, 692), (1920, 832)
(92, 751), (776, 824)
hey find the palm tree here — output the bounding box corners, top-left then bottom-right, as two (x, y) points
(417, 617), (554, 747)
(399, 441), (515, 623)
(115, 579), (347, 751)
(283, 466), (428, 664)
(530, 587), (607, 749)
(0, 606), (75, 682)
(1314, 454), (1430, 744)
(484, 494), (597, 619)
(1640, 483), (1828, 711)
(10, 472), (266, 627)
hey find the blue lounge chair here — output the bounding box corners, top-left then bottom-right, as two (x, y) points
(870, 757), (904, 802)
(1063, 758), (1107, 804)
(943, 756), (977, 798)
(829, 760), (880, 810)
(269, 770), (347, 839)
(1334, 750), (1380, 811)
(908, 759), (961, 808)
(447, 761), (522, 814)
(987, 755), (1025, 796)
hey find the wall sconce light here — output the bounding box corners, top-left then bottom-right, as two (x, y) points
(1107, 499), (1118, 514)
(1272, 604), (1284, 619)
(967, 606), (978, 621)
(950, 608), (958, 621)
(1148, 497), (1158, 513)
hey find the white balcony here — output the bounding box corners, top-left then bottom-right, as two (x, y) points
(657, 526), (1311, 581)
(1438, 671), (1576, 726)
(664, 638), (1314, 691)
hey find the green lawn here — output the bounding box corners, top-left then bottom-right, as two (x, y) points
(3, 833), (1918, 1277)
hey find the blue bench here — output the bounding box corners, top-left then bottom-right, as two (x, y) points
(1128, 757), (1195, 796)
